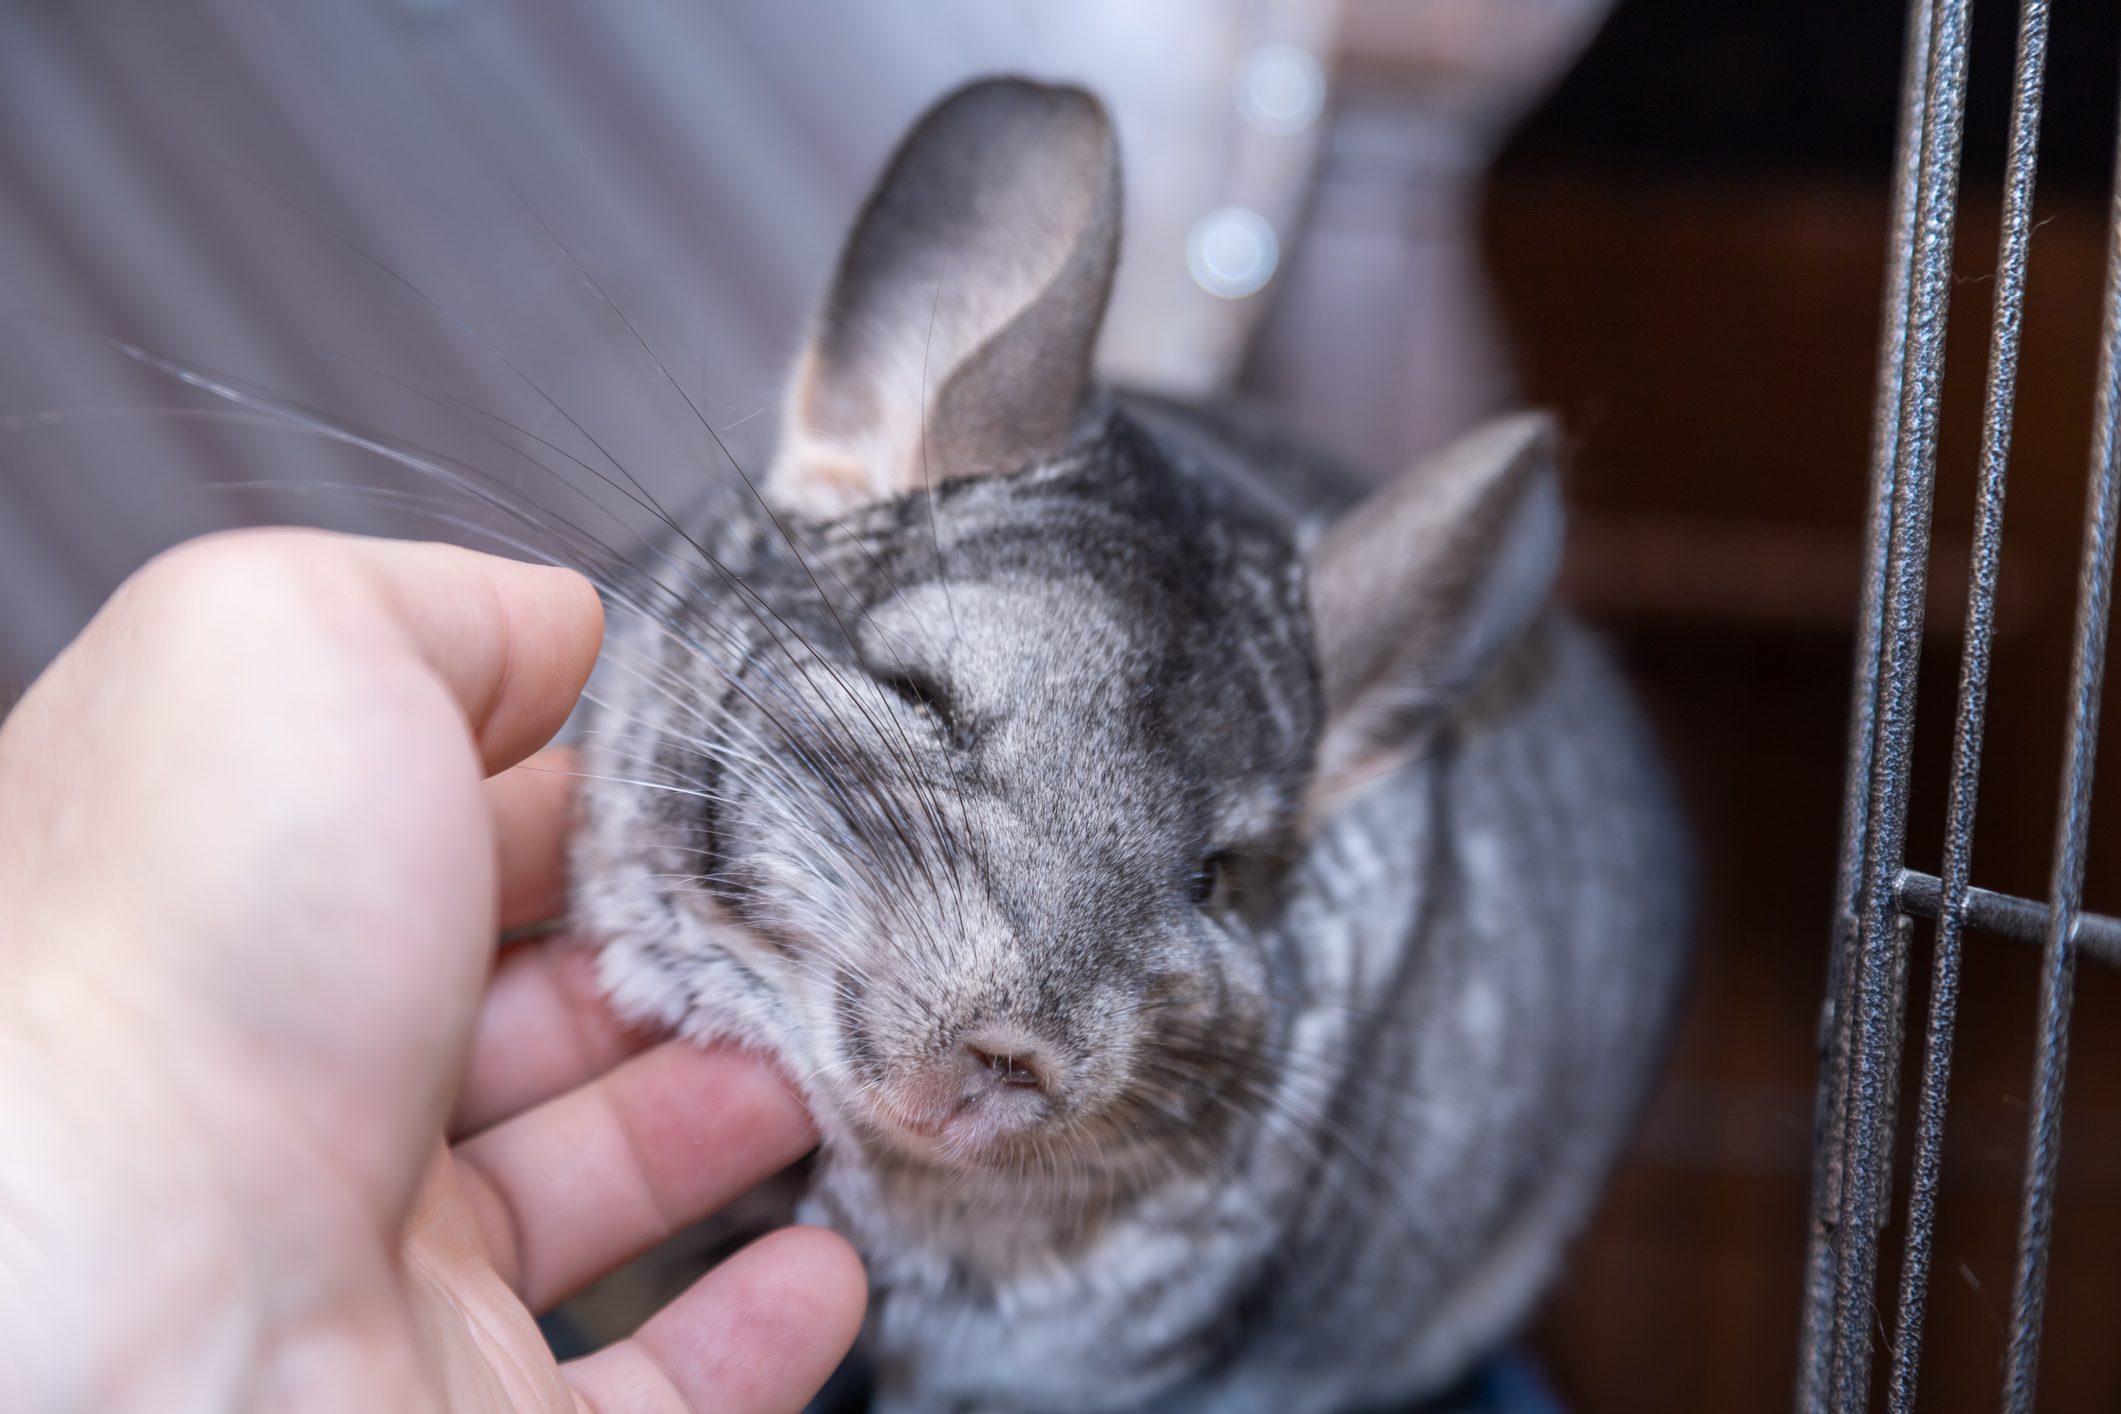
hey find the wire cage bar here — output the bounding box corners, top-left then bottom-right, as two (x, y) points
(1798, 0), (2121, 1409)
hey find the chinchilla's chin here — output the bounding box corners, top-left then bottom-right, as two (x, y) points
(838, 1078), (1192, 1188)
(836, 1104), (1090, 1182)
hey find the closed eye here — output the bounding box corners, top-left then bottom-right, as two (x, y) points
(878, 669), (973, 748)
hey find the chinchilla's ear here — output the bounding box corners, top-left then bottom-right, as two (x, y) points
(769, 78), (1121, 516)
(1306, 413), (1564, 808)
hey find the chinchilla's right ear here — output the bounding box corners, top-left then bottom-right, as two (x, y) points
(769, 78), (1121, 517)
(1305, 413), (1565, 812)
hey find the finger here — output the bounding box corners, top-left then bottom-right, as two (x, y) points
(562, 1228), (866, 1414)
(486, 746), (579, 931)
(0, 529), (604, 1220)
(452, 931), (656, 1137)
(341, 535), (604, 773)
(110, 530), (605, 772)
(453, 1040), (817, 1308)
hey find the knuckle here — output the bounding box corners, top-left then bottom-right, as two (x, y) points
(123, 529), (360, 630)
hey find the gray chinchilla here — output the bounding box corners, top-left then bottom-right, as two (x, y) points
(572, 76), (1690, 1414)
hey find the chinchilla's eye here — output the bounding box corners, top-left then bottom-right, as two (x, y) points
(879, 669), (972, 748)
(1189, 852), (1231, 908)
(880, 669), (945, 715)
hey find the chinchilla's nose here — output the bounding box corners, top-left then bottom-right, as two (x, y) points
(878, 1020), (1072, 1153)
(928, 1025), (1067, 1147)
(958, 1032), (1056, 1097)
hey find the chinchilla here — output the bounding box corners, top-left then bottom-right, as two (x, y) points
(571, 76), (1690, 1414)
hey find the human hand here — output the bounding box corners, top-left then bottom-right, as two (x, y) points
(0, 531), (865, 1413)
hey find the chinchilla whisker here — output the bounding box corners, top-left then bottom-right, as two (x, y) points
(465, 135), (951, 837)
(98, 339), (683, 597)
(765, 603), (972, 895)
(543, 758), (730, 810)
(581, 707), (837, 821)
(0, 404), (322, 435)
(792, 539), (979, 915)
(643, 574), (970, 895)
(596, 729), (908, 890)
(586, 637), (918, 851)
(617, 840), (724, 861)
(603, 483), (970, 892)
(292, 341), (683, 540)
(593, 619), (823, 754)
(571, 725), (776, 785)
(0, 405), (636, 610)
(197, 478), (644, 577)
(575, 667), (795, 784)
(190, 150), (696, 532)
(530, 767), (721, 802)
(223, 482), (660, 623)
(803, 517), (932, 663)
(94, 344), (838, 744)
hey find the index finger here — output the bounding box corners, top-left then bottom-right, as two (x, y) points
(0, 530), (607, 1221)
(346, 535), (605, 773)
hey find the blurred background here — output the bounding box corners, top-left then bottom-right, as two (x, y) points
(8, 1), (2121, 1409)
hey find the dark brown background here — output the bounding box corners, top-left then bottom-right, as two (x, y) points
(1344, 2), (2121, 1409)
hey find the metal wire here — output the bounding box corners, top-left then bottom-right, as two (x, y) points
(1998, 66), (2121, 1413)
(1898, 870), (2121, 963)
(1830, 2), (1975, 1407)
(1795, 0), (1938, 1401)
(1807, 0), (2121, 1408)
(1886, 4), (2050, 1409)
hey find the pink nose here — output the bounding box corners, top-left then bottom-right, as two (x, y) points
(873, 1029), (1067, 1153)
(962, 1042), (1049, 1093)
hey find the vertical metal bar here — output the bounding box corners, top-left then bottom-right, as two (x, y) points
(1998, 69), (2121, 1414)
(1796, 3), (1937, 1406)
(1831, 1), (1975, 1408)
(1886, 5), (2051, 1411)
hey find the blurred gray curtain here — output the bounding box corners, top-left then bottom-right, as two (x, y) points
(0, 0), (1336, 690)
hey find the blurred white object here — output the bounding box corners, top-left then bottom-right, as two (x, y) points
(1244, 0), (1615, 474)
(1238, 43), (1329, 136)
(1188, 207), (1282, 299)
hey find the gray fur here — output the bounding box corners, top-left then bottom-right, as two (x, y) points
(571, 77), (1689, 1414)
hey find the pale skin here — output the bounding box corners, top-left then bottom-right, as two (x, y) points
(0, 530), (868, 1413)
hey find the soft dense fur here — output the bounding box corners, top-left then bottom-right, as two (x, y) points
(571, 78), (1689, 1414)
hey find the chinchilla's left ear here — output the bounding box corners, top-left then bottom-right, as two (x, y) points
(1306, 413), (1564, 808)
(769, 77), (1121, 517)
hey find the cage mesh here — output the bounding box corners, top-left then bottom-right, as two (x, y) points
(1799, 0), (2121, 1409)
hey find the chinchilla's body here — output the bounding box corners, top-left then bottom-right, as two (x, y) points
(572, 78), (1688, 1414)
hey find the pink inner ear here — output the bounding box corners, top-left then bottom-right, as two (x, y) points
(765, 79), (1122, 519)
(771, 442), (875, 518)
(1306, 413), (1563, 785)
